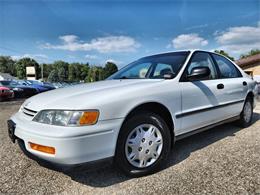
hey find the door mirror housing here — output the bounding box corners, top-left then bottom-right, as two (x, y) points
(186, 67), (210, 81)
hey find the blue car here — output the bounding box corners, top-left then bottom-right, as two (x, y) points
(17, 80), (49, 93)
(0, 80), (38, 98)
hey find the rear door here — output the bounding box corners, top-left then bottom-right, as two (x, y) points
(211, 54), (247, 116)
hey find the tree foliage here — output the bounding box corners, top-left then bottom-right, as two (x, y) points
(104, 62), (118, 78)
(48, 70), (59, 82)
(0, 55), (118, 82)
(58, 67), (66, 82)
(240, 49), (260, 59)
(214, 50), (235, 61)
(0, 56), (16, 75)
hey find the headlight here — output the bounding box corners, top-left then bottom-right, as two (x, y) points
(13, 87), (23, 91)
(33, 110), (99, 126)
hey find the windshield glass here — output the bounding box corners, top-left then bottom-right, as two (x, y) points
(28, 80), (42, 85)
(0, 81), (12, 87)
(108, 51), (189, 79)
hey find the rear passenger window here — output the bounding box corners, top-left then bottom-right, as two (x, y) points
(213, 54), (242, 78)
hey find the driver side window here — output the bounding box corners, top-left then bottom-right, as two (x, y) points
(187, 52), (218, 80)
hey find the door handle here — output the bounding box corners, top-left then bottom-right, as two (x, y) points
(243, 81), (247, 86)
(217, 83), (224, 89)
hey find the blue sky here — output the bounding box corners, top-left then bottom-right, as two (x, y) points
(0, 0), (259, 67)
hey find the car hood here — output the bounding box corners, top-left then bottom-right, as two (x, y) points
(24, 79), (163, 111)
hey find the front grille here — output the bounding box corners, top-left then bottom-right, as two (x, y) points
(22, 107), (37, 117)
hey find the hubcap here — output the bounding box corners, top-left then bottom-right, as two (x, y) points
(125, 124), (163, 168)
(243, 101), (252, 123)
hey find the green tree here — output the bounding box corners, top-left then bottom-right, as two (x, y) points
(97, 67), (105, 80)
(103, 62), (118, 78)
(58, 67), (66, 82)
(214, 50), (235, 61)
(87, 67), (96, 82)
(0, 56), (16, 76)
(240, 49), (260, 59)
(81, 64), (89, 81)
(48, 69), (59, 82)
(53, 61), (69, 80)
(41, 63), (54, 80)
(73, 63), (83, 82)
(68, 64), (76, 81)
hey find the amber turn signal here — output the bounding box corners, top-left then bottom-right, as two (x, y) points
(79, 111), (99, 125)
(29, 142), (55, 154)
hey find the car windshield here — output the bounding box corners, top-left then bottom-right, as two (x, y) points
(17, 80), (28, 85)
(0, 81), (12, 87)
(28, 80), (42, 85)
(108, 52), (190, 80)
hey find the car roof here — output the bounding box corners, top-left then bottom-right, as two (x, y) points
(146, 49), (218, 56)
(141, 49), (231, 61)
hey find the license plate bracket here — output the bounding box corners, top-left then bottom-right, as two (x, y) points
(7, 120), (16, 143)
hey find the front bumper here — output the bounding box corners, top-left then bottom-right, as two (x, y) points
(0, 92), (14, 99)
(10, 112), (124, 165)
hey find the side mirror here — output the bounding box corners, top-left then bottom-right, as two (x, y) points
(163, 73), (175, 79)
(186, 67), (210, 81)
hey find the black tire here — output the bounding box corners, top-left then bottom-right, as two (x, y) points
(237, 97), (253, 127)
(114, 112), (171, 177)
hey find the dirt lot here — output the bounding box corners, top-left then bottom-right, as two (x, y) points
(0, 100), (260, 195)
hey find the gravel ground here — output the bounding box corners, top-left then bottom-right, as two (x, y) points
(0, 100), (260, 195)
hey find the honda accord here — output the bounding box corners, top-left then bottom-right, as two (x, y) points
(8, 50), (258, 176)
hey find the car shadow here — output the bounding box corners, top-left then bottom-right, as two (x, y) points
(31, 112), (260, 188)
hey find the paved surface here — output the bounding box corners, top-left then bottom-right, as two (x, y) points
(0, 100), (260, 195)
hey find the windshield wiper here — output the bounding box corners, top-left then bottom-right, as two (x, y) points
(114, 76), (141, 79)
(118, 76), (129, 79)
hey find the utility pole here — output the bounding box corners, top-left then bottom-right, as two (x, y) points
(41, 64), (43, 81)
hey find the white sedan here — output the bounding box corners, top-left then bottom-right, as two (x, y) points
(8, 50), (258, 176)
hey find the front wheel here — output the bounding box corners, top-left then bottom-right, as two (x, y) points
(237, 98), (253, 127)
(114, 112), (171, 177)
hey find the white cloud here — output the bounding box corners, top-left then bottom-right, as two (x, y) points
(42, 35), (140, 53)
(171, 33), (208, 49)
(215, 24), (260, 54)
(11, 54), (48, 61)
(85, 54), (98, 60)
(59, 35), (78, 43)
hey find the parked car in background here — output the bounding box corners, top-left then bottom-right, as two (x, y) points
(7, 50), (258, 177)
(41, 82), (56, 90)
(0, 86), (14, 101)
(52, 82), (63, 88)
(16, 80), (49, 93)
(27, 80), (55, 91)
(0, 80), (38, 98)
(51, 82), (70, 88)
(253, 76), (260, 94)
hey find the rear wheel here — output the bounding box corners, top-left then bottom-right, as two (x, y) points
(114, 112), (171, 177)
(238, 98), (253, 127)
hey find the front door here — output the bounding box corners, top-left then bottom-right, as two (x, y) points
(177, 52), (226, 135)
